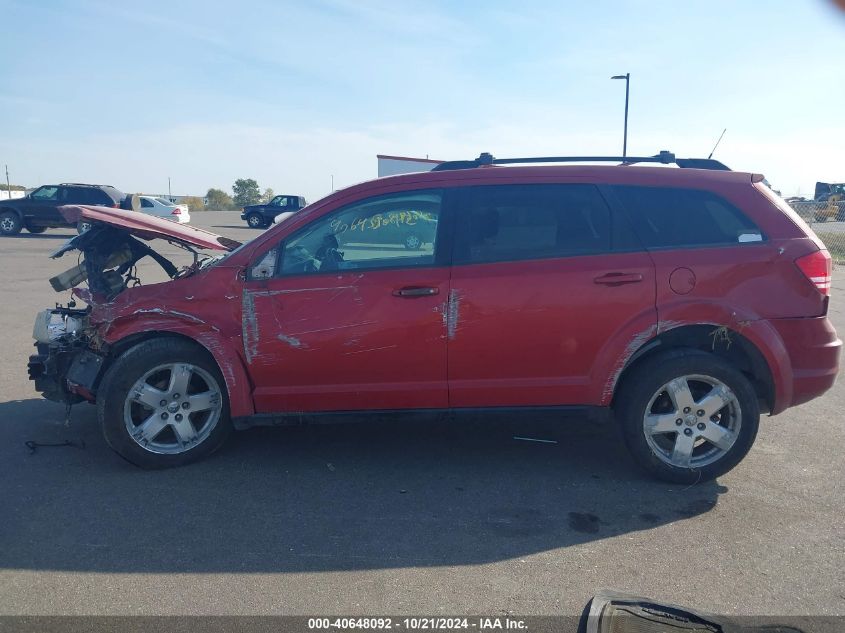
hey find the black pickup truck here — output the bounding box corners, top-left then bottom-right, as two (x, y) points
(0, 183), (137, 236)
(241, 194), (307, 228)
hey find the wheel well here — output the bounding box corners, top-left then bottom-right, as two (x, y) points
(97, 331), (218, 390)
(613, 324), (774, 413)
(0, 207), (22, 219)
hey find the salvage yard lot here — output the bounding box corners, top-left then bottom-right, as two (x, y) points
(0, 211), (843, 618)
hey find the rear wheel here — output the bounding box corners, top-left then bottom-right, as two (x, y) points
(247, 213), (265, 228)
(615, 350), (759, 483)
(26, 225), (47, 234)
(98, 338), (232, 469)
(77, 220), (92, 234)
(0, 211), (22, 236)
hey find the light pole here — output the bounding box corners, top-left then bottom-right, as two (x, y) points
(611, 73), (630, 158)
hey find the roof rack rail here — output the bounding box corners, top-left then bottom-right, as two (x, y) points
(430, 151), (731, 172)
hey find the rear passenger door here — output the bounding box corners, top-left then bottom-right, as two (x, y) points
(447, 183), (657, 408)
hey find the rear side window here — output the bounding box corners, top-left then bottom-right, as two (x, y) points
(453, 184), (613, 264)
(612, 186), (763, 248)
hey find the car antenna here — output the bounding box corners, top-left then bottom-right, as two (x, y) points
(708, 128), (727, 159)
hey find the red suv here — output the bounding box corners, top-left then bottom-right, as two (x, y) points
(28, 152), (840, 482)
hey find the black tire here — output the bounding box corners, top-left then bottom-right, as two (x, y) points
(97, 337), (232, 469)
(246, 213), (265, 228)
(615, 349), (759, 483)
(77, 220), (92, 234)
(26, 226), (47, 234)
(0, 211), (23, 236)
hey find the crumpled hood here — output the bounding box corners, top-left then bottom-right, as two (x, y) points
(59, 205), (241, 251)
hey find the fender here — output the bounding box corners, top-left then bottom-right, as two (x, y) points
(590, 306), (659, 406)
(658, 300), (792, 413)
(99, 310), (255, 418)
(597, 298), (793, 413)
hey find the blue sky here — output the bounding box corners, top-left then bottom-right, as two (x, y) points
(1, 0), (844, 201)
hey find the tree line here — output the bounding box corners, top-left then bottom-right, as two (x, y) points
(205, 178), (274, 211)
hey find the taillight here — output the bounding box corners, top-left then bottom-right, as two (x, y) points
(171, 208), (181, 215)
(795, 250), (832, 296)
(112, 203), (119, 208)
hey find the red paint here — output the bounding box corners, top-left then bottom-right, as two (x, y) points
(59, 204), (240, 251)
(85, 164), (840, 420)
(447, 251), (656, 407)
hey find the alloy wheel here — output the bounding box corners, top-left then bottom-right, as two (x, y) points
(123, 362), (223, 455)
(642, 374), (742, 469)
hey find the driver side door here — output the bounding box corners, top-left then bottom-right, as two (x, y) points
(243, 189), (451, 413)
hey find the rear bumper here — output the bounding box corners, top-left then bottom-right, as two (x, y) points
(769, 316), (841, 412)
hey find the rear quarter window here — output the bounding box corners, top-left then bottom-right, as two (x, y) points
(611, 186), (763, 248)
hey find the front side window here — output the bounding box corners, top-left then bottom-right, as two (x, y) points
(31, 186), (58, 201)
(269, 196), (287, 208)
(453, 184), (612, 264)
(141, 198), (154, 208)
(278, 190), (442, 275)
(612, 186), (763, 248)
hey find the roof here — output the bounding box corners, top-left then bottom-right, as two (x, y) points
(366, 163), (755, 191)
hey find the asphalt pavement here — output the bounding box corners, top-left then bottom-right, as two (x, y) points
(0, 212), (842, 620)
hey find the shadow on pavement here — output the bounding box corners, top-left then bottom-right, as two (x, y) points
(9, 232), (76, 240)
(1, 398), (725, 574)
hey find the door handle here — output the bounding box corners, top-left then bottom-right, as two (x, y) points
(593, 272), (643, 286)
(393, 286), (440, 297)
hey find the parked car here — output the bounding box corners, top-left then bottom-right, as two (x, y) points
(139, 196), (191, 224)
(241, 194), (306, 228)
(27, 152), (841, 483)
(0, 183), (137, 236)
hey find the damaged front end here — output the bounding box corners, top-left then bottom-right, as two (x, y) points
(28, 305), (102, 404)
(28, 205), (239, 406)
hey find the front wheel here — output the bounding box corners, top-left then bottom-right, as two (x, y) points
(615, 350), (759, 483)
(98, 338), (232, 468)
(246, 213), (265, 228)
(0, 211), (23, 236)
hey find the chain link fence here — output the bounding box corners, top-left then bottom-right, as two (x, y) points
(787, 200), (845, 265)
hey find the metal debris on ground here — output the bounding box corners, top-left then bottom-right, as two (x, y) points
(25, 439), (86, 455)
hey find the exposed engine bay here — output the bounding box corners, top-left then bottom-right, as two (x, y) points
(49, 224), (194, 301)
